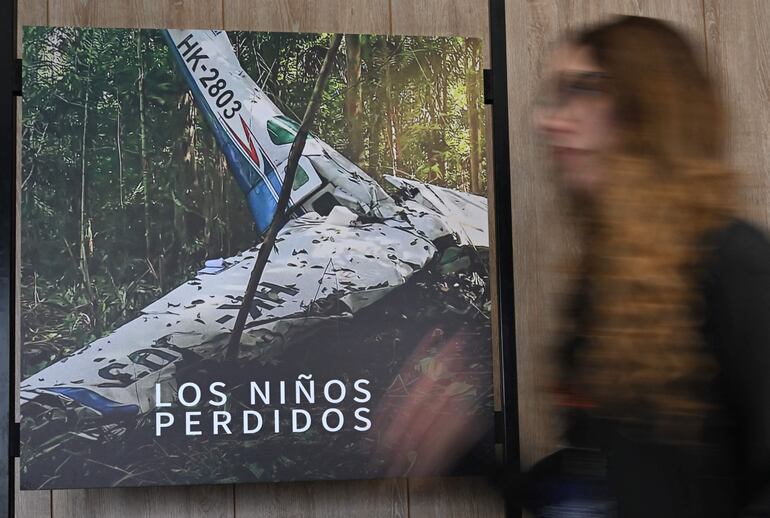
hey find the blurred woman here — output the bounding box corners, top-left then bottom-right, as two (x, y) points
(531, 15), (770, 517)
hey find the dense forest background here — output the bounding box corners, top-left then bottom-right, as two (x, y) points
(20, 27), (486, 376)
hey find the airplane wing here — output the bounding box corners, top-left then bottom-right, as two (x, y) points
(21, 204), (456, 416)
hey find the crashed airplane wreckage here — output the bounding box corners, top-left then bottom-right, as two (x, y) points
(21, 30), (489, 428)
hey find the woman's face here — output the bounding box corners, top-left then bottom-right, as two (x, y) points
(534, 44), (617, 200)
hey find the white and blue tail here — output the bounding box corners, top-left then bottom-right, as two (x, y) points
(164, 30), (395, 233)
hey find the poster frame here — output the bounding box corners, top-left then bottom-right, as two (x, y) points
(2, 0), (521, 515)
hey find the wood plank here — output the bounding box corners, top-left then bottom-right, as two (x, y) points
(704, 0), (770, 229)
(504, 0), (706, 467)
(549, 0), (706, 41)
(408, 477), (504, 518)
(234, 479), (408, 518)
(51, 485), (234, 518)
(48, 0), (223, 29)
(390, 0), (487, 39)
(16, 2), (52, 517)
(223, 0), (390, 35)
(18, 0), (47, 43)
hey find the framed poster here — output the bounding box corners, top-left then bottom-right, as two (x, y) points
(18, 25), (498, 489)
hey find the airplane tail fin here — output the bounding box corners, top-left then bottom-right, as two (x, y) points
(164, 30), (323, 233)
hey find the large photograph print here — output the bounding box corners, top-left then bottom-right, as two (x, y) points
(20, 26), (492, 489)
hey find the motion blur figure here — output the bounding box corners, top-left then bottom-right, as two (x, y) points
(530, 16), (770, 517)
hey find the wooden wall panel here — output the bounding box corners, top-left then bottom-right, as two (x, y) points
(408, 478), (504, 518)
(223, 0), (390, 35)
(51, 486), (233, 518)
(234, 479), (407, 518)
(390, 0), (487, 40)
(504, 0), (706, 467)
(704, 0), (770, 229)
(48, 0), (223, 29)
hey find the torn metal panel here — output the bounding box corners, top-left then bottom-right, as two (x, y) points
(22, 208), (440, 413)
(385, 175), (489, 248)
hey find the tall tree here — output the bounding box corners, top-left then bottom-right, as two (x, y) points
(115, 90), (124, 209)
(170, 92), (194, 271)
(137, 31), (151, 263)
(467, 39), (482, 194)
(344, 34), (364, 164)
(384, 38), (400, 175)
(77, 78), (102, 335)
(365, 37), (387, 181)
(437, 46), (449, 185)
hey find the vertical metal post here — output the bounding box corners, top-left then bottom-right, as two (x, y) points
(487, 0), (521, 516)
(1, 0), (19, 515)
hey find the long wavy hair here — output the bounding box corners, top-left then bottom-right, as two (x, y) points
(563, 16), (736, 439)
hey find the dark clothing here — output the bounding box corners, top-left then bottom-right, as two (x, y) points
(552, 218), (770, 517)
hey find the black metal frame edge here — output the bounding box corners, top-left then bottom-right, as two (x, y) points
(2, 0), (19, 514)
(487, 0), (521, 516)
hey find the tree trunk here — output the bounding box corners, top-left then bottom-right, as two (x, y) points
(344, 34), (364, 164)
(467, 39), (482, 195)
(368, 110), (384, 182)
(437, 51), (448, 186)
(137, 31), (151, 262)
(78, 88), (102, 335)
(203, 134), (215, 257)
(221, 153), (231, 257)
(424, 50), (447, 186)
(265, 33), (282, 98)
(168, 92), (196, 276)
(426, 79), (437, 184)
(116, 94), (124, 209)
(384, 40), (398, 175)
(393, 101), (402, 173)
(366, 37), (387, 181)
